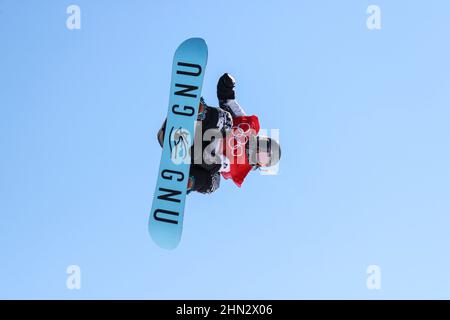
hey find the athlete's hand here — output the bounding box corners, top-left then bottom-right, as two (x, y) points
(217, 73), (236, 101)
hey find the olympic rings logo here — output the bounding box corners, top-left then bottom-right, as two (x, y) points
(228, 123), (251, 157)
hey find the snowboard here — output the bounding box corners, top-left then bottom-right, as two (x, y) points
(149, 38), (208, 249)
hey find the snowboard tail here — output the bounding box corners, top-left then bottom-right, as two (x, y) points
(149, 38), (208, 249)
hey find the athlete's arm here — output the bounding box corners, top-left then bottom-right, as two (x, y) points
(217, 73), (247, 117)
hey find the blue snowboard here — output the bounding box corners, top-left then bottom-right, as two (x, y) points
(149, 38), (208, 249)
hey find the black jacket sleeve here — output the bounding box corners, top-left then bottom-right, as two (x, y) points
(189, 165), (221, 194)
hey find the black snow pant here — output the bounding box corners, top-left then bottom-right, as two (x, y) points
(156, 98), (231, 194)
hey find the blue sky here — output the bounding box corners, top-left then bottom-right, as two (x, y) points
(1, 0), (450, 299)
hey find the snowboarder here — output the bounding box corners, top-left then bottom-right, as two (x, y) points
(157, 73), (281, 194)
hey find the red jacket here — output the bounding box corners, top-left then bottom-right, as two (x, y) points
(221, 115), (260, 187)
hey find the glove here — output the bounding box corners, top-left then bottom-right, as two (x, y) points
(217, 73), (236, 101)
